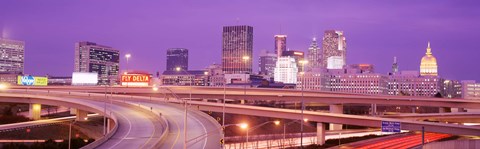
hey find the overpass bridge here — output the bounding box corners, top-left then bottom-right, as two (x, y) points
(21, 86), (480, 109)
(5, 86), (480, 147)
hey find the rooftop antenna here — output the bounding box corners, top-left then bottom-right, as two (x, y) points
(280, 24), (283, 34)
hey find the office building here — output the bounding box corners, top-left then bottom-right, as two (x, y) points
(420, 42), (438, 76)
(205, 63), (224, 86)
(166, 48), (188, 71)
(74, 41), (120, 85)
(258, 50), (277, 77)
(387, 71), (440, 97)
(296, 69), (326, 91)
(160, 70), (208, 86)
(274, 57), (298, 84)
(222, 25), (253, 74)
(0, 38), (24, 74)
(325, 69), (388, 95)
(461, 80), (480, 99)
(282, 50), (305, 72)
(274, 35), (287, 58)
(307, 37), (321, 70)
(322, 30), (347, 69)
(441, 80), (462, 98)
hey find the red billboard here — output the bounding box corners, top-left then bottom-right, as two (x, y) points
(121, 74), (150, 82)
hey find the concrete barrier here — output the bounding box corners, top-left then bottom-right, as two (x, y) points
(423, 139), (480, 149)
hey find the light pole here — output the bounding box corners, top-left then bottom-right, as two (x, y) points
(282, 119), (308, 148)
(242, 56), (250, 104)
(222, 75), (227, 149)
(124, 53), (131, 87)
(244, 120), (280, 149)
(299, 60), (308, 148)
(175, 67), (192, 149)
(68, 120), (78, 149)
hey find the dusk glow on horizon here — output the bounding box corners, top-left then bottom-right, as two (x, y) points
(1, 1), (479, 81)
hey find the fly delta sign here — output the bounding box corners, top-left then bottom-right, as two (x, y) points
(381, 121), (401, 132)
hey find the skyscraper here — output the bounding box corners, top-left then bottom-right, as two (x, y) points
(222, 25), (253, 74)
(258, 50), (277, 76)
(0, 38), (24, 74)
(274, 57), (298, 84)
(322, 30), (347, 69)
(74, 41), (120, 85)
(166, 48), (188, 71)
(420, 42), (438, 76)
(274, 35), (287, 58)
(392, 57), (399, 74)
(307, 37), (321, 69)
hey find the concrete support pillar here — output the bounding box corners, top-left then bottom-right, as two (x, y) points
(202, 98), (208, 102)
(70, 108), (77, 115)
(76, 109), (88, 121)
(439, 107), (451, 113)
(240, 100), (245, 104)
(217, 99), (222, 103)
(371, 104), (377, 116)
(29, 103), (41, 120)
(107, 118), (114, 133)
(329, 104), (343, 130)
(316, 123), (325, 145)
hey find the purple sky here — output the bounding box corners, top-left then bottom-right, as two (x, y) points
(1, 1), (479, 81)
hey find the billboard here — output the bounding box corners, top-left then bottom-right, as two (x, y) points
(17, 75), (48, 86)
(72, 72), (98, 86)
(121, 74), (150, 86)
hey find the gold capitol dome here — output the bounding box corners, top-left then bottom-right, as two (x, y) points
(420, 42), (438, 76)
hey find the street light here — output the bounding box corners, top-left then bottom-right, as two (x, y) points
(244, 120), (280, 149)
(242, 55), (250, 105)
(299, 60), (308, 148)
(68, 120), (78, 149)
(282, 119), (308, 148)
(175, 67), (192, 149)
(125, 53), (131, 72)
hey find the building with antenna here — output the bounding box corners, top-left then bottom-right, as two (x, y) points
(274, 35), (287, 58)
(392, 56), (399, 74)
(307, 37), (321, 70)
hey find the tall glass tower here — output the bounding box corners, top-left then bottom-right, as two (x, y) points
(166, 48), (188, 71)
(222, 25), (253, 74)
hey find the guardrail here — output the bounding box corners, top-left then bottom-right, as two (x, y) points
(81, 113), (118, 149)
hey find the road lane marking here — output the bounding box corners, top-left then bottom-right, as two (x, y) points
(108, 109), (133, 149)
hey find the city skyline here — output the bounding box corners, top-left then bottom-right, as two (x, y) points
(1, 1), (479, 81)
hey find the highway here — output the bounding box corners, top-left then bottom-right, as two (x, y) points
(136, 101), (222, 149)
(2, 89), (223, 149)
(0, 92), (166, 149)
(351, 132), (451, 149)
